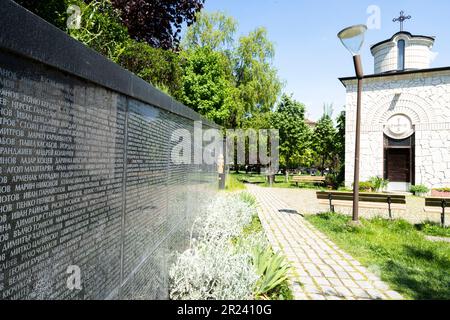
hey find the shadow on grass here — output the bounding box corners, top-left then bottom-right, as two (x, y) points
(308, 213), (450, 300)
(415, 221), (450, 238)
(385, 255), (450, 300)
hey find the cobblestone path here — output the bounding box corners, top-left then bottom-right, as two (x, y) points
(247, 185), (404, 300)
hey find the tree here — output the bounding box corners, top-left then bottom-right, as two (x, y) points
(118, 41), (183, 97)
(109, 0), (205, 50)
(15, 0), (196, 101)
(313, 113), (337, 174)
(182, 11), (237, 52)
(235, 28), (283, 115)
(335, 111), (346, 165)
(178, 47), (244, 128)
(67, 0), (130, 62)
(335, 110), (346, 185)
(271, 94), (311, 170)
(14, 0), (69, 30)
(180, 12), (282, 128)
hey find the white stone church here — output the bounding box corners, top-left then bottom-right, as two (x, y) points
(340, 30), (450, 192)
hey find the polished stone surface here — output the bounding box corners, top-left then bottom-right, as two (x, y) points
(0, 51), (216, 300)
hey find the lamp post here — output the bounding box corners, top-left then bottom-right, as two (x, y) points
(338, 24), (367, 223)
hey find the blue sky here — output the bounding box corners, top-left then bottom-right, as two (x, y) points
(203, 0), (450, 121)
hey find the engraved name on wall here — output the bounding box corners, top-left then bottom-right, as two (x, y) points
(0, 60), (125, 299)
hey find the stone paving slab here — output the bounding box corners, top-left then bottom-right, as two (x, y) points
(425, 235), (450, 243)
(247, 185), (404, 301)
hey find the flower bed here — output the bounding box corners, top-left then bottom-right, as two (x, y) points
(431, 189), (450, 198)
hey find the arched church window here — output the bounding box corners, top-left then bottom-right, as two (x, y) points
(398, 39), (406, 70)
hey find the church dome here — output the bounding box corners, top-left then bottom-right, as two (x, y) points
(370, 31), (435, 74)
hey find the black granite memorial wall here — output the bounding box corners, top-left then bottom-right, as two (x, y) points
(0, 1), (218, 300)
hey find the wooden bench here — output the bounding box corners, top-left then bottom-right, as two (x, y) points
(292, 176), (326, 187)
(316, 191), (407, 219)
(424, 198), (449, 227)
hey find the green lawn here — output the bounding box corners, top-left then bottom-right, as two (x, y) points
(306, 213), (450, 300)
(225, 173), (246, 191)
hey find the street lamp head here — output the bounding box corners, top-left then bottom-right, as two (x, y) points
(338, 24), (367, 56)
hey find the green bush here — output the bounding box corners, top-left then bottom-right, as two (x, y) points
(410, 185), (430, 195)
(239, 192), (257, 207)
(252, 245), (291, 300)
(325, 173), (340, 190)
(358, 181), (374, 192)
(14, 0), (70, 30)
(370, 176), (389, 192)
(62, 1), (183, 98)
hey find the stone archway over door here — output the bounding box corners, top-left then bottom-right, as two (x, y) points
(384, 134), (415, 191)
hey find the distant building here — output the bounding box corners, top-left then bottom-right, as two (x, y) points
(340, 30), (450, 192)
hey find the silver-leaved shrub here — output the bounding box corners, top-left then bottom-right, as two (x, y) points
(169, 193), (265, 300)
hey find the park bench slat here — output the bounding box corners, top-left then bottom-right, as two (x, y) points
(319, 200), (406, 210)
(425, 198), (450, 207)
(292, 176), (326, 180)
(317, 195), (406, 204)
(291, 176), (326, 187)
(316, 192), (406, 203)
(316, 195), (406, 203)
(316, 191), (407, 219)
(317, 191), (405, 198)
(424, 197), (449, 227)
(292, 176), (326, 182)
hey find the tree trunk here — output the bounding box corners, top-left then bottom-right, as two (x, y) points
(321, 155), (325, 176)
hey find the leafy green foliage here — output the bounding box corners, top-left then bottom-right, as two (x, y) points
(66, 1), (185, 98)
(313, 113), (337, 173)
(182, 12), (282, 127)
(370, 176), (389, 192)
(358, 181), (374, 192)
(271, 94), (311, 169)
(252, 245), (291, 300)
(239, 192), (257, 207)
(16, 0), (130, 61)
(307, 213), (450, 300)
(335, 111), (346, 162)
(66, 0), (130, 62)
(179, 47), (244, 127)
(325, 173), (341, 189)
(19, 2), (345, 170)
(182, 11), (237, 52)
(14, 0), (69, 30)
(410, 185), (430, 195)
(235, 28), (283, 115)
(118, 40), (183, 96)
(335, 111), (346, 186)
